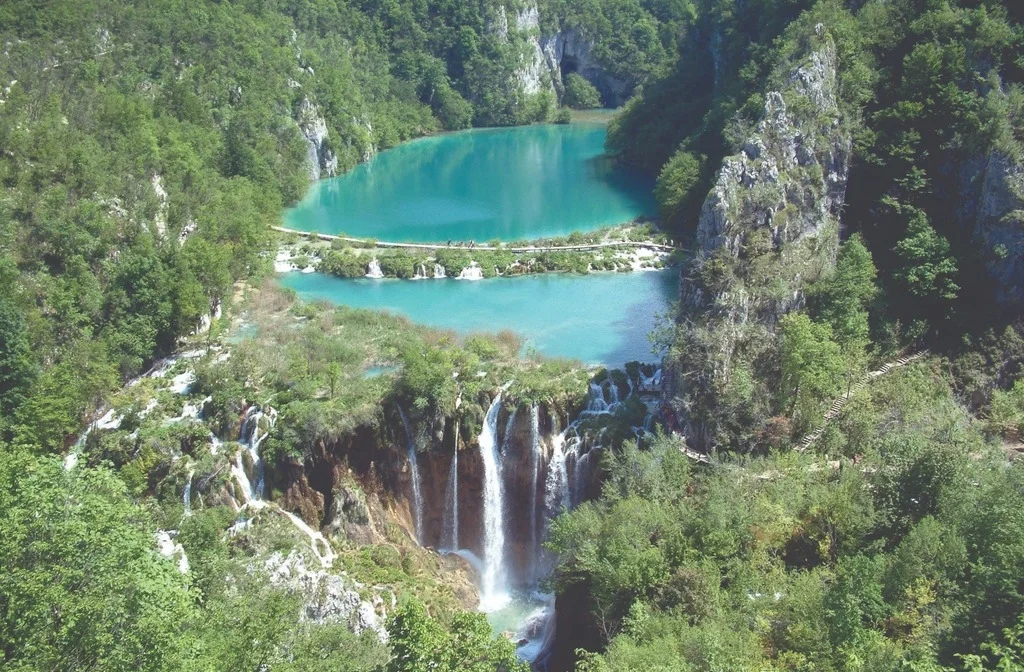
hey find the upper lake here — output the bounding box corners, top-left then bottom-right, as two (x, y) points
(284, 123), (656, 243)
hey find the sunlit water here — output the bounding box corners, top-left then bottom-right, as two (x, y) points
(284, 123), (655, 243)
(280, 270), (678, 367)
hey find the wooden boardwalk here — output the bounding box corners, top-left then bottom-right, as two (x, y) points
(796, 350), (929, 452)
(273, 226), (676, 253)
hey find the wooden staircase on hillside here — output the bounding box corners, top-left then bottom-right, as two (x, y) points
(796, 350), (929, 452)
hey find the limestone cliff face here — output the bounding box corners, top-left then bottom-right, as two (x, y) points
(959, 153), (1024, 306)
(295, 97), (338, 182)
(676, 27), (850, 450)
(505, 3), (630, 106)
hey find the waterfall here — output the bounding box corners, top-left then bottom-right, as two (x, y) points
(503, 406), (519, 458)
(412, 263), (428, 280)
(366, 258), (384, 278)
(478, 394), (509, 611)
(441, 449), (459, 551)
(544, 432), (570, 517)
(397, 407), (424, 544)
(457, 261), (484, 280)
(183, 468), (194, 516)
(529, 405), (542, 576)
(231, 404), (276, 504)
(433, 263), (446, 279)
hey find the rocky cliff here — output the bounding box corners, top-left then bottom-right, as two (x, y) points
(295, 96), (339, 182)
(959, 152), (1024, 307)
(675, 26), (850, 450)
(507, 3), (631, 107)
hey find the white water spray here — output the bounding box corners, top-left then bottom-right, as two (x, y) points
(457, 261), (484, 280)
(366, 258), (384, 279)
(478, 394), (509, 611)
(398, 408), (424, 544)
(441, 449), (459, 551)
(183, 468), (194, 516)
(529, 405), (542, 575)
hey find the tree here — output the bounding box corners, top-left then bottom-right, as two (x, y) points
(0, 296), (35, 427)
(894, 211), (959, 312)
(654, 150), (704, 230)
(563, 73), (601, 109)
(778, 313), (846, 430)
(0, 447), (193, 670)
(383, 601), (528, 672)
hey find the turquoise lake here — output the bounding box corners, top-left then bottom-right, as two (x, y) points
(281, 271), (678, 366)
(284, 123), (656, 243)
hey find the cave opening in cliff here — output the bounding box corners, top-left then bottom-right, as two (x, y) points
(559, 55), (579, 79)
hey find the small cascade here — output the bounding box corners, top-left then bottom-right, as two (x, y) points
(412, 263), (428, 280)
(433, 263), (446, 279)
(441, 449), (459, 551)
(183, 468), (194, 516)
(232, 404), (276, 504)
(397, 407), (424, 544)
(478, 394), (509, 611)
(366, 258), (384, 279)
(529, 405), (542, 577)
(457, 261), (484, 280)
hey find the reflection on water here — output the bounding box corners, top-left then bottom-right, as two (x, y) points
(285, 124), (656, 243)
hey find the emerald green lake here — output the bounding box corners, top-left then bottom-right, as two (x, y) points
(281, 271), (678, 366)
(284, 124), (656, 243)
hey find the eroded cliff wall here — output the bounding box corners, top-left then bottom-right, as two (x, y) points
(675, 26), (850, 450)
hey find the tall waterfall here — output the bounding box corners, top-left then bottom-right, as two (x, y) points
(478, 394), (509, 611)
(398, 407), (424, 544)
(529, 405), (542, 575)
(441, 449), (459, 551)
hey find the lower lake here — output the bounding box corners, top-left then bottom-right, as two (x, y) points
(280, 270), (678, 367)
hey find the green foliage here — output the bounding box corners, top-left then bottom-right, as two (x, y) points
(986, 380), (1024, 439)
(563, 73), (602, 109)
(552, 364), (1024, 671)
(383, 601), (528, 672)
(778, 313), (846, 431)
(653, 150), (704, 230)
(0, 446), (193, 670)
(894, 211), (961, 310)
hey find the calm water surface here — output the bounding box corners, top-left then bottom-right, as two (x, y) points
(281, 271), (677, 366)
(284, 124), (655, 243)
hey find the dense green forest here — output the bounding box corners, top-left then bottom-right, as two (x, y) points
(2, 0), (1024, 671)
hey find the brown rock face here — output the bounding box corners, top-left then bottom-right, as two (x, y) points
(267, 395), (600, 599)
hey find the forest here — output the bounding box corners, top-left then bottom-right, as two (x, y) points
(1, 0), (1024, 670)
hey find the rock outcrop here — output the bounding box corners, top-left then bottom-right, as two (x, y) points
(296, 97), (338, 182)
(959, 152), (1024, 306)
(504, 3), (630, 107)
(264, 550), (388, 639)
(675, 26), (850, 450)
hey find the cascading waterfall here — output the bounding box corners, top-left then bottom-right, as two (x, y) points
(231, 404), (276, 504)
(433, 263), (446, 279)
(441, 449), (459, 551)
(366, 258), (384, 279)
(397, 407), (424, 544)
(457, 261), (484, 280)
(183, 468), (194, 515)
(478, 394), (509, 611)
